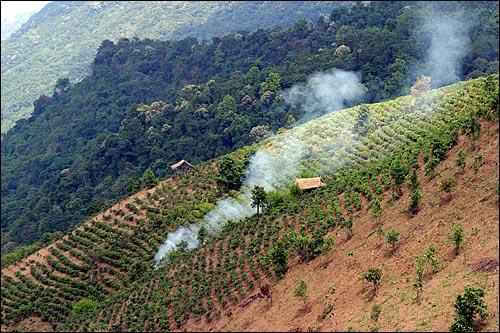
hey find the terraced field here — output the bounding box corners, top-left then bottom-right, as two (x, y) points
(1, 74), (498, 332)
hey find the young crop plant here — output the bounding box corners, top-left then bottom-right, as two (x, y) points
(450, 285), (489, 332)
(455, 150), (467, 171)
(293, 280), (310, 312)
(370, 304), (382, 332)
(363, 268), (382, 295)
(448, 222), (465, 255)
(267, 241), (288, 279)
(440, 176), (458, 197)
(369, 196), (384, 219)
(408, 188), (422, 216)
(386, 228), (400, 252)
(413, 255), (425, 303)
(423, 244), (440, 273)
(472, 153), (483, 173)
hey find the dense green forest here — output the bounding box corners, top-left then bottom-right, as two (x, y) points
(1, 1), (498, 255)
(1, 0), (347, 132)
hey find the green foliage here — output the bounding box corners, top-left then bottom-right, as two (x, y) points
(3, 1), (343, 133)
(376, 225), (384, 236)
(413, 255), (425, 301)
(472, 154), (483, 173)
(448, 222), (465, 255)
(1, 231), (63, 266)
(2, 0), (498, 255)
(293, 280), (310, 311)
(266, 190), (287, 214)
(267, 241), (288, 279)
(341, 214), (354, 240)
(197, 225), (208, 244)
(72, 299), (100, 315)
(1, 4), (499, 328)
(251, 185), (267, 215)
(143, 168), (159, 189)
(450, 285), (489, 332)
(259, 71), (282, 97)
(424, 244), (440, 274)
(285, 231), (333, 263)
(386, 228), (400, 251)
(390, 154), (409, 186)
(424, 156), (441, 177)
(455, 150), (467, 170)
(440, 176), (458, 194)
(462, 115), (481, 140)
(364, 268), (382, 294)
(369, 196), (384, 218)
(408, 188), (422, 215)
(414, 244), (441, 302)
(408, 169), (419, 192)
(288, 182), (303, 197)
(216, 156), (244, 192)
(354, 105), (370, 136)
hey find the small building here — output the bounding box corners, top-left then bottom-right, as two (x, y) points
(295, 177), (326, 191)
(170, 159), (197, 174)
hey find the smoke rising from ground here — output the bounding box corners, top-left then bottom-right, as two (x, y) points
(286, 69), (365, 124)
(154, 69), (364, 266)
(154, 5), (478, 266)
(412, 3), (473, 88)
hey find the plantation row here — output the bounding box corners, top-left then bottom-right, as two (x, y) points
(0, 164), (223, 327)
(57, 75), (498, 331)
(1, 74), (497, 330)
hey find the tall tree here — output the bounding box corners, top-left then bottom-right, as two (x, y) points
(251, 185), (267, 215)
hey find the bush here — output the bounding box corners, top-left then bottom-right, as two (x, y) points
(450, 285), (489, 332)
(73, 299), (100, 315)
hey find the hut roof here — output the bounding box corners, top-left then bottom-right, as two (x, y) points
(170, 159), (196, 170)
(295, 177), (326, 190)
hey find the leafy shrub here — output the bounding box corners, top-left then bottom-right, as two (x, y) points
(450, 285), (489, 332)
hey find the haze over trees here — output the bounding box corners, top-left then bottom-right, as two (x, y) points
(1, 1), (347, 133)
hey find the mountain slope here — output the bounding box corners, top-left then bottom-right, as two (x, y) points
(1, 0), (347, 133)
(1, 11), (36, 41)
(189, 118), (499, 332)
(2, 1), (498, 255)
(1, 74), (498, 332)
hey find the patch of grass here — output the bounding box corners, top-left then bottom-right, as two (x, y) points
(418, 318), (430, 331)
(479, 195), (490, 202)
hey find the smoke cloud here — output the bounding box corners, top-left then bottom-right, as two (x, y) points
(286, 69), (365, 124)
(154, 5), (478, 266)
(153, 69), (364, 267)
(412, 3), (473, 88)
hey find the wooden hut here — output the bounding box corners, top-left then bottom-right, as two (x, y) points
(170, 159), (197, 173)
(294, 177), (326, 191)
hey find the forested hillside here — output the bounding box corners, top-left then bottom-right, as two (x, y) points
(1, 1), (498, 256)
(1, 73), (498, 332)
(1, 11), (35, 41)
(1, 0), (347, 132)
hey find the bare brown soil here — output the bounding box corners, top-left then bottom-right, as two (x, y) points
(181, 120), (499, 332)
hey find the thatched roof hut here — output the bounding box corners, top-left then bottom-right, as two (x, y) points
(295, 177), (326, 190)
(170, 159), (197, 173)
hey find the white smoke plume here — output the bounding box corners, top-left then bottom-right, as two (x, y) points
(286, 69), (365, 124)
(153, 69), (364, 267)
(412, 3), (473, 88)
